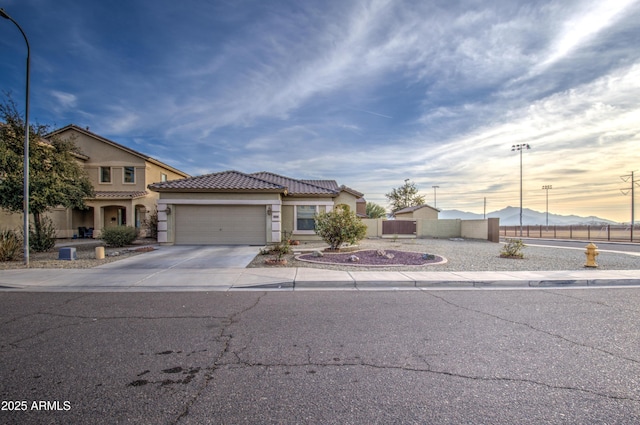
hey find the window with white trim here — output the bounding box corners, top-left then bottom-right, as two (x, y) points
(295, 205), (317, 231)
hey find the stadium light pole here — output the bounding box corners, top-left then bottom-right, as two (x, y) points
(511, 144), (531, 237)
(542, 185), (552, 229)
(1, 8), (31, 266)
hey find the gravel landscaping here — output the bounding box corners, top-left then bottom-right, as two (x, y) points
(0, 239), (156, 270)
(248, 238), (640, 272)
(2, 237), (638, 272)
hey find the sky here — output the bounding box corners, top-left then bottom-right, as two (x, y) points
(1, 0), (639, 223)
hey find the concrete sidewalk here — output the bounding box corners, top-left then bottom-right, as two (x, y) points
(1, 267), (639, 292)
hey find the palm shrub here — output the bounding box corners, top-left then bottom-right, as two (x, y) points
(314, 204), (367, 250)
(0, 229), (21, 261)
(101, 225), (138, 247)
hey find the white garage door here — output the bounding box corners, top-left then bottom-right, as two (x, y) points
(174, 205), (266, 245)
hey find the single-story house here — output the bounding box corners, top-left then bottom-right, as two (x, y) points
(148, 170), (365, 245)
(393, 204), (440, 220)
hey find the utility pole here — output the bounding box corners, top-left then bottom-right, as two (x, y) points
(512, 144), (531, 237)
(432, 185), (439, 209)
(403, 179), (410, 209)
(542, 185), (552, 229)
(620, 171), (638, 241)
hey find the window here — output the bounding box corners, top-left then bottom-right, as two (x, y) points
(100, 167), (111, 183)
(161, 173), (167, 182)
(296, 205), (317, 231)
(124, 166), (135, 183)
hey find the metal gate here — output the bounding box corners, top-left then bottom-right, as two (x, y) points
(382, 220), (416, 235)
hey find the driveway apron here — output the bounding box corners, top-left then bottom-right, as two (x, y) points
(95, 245), (260, 270)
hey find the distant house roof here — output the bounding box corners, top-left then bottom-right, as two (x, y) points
(46, 124), (189, 178)
(91, 191), (149, 200)
(394, 204), (440, 215)
(149, 170), (362, 198)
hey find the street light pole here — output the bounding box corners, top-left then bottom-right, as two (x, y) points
(542, 185), (552, 229)
(1, 8), (30, 267)
(432, 185), (439, 209)
(511, 144), (531, 237)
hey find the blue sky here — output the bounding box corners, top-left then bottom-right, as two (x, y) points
(2, 0), (639, 223)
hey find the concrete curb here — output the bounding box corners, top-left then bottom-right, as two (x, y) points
(0, 267), (638, 292)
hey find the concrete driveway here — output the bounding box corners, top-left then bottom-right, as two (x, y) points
(95, 245), (260, 270)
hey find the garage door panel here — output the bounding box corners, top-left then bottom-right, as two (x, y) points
(175, 205), (266, 245)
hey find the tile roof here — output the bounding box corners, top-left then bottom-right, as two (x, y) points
(92, 191), (148, 199)
(250, 172), (338, 195)
(300, 179), (340, 191)
(394, 204), (439, 214)
(149, 170), (362, 198)
(148, 170), (286, 192)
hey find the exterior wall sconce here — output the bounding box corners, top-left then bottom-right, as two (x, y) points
(267, 206), (272, 215)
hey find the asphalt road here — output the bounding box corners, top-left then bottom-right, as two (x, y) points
(1, 289), (640, 424)
(520, 238), (640, 253)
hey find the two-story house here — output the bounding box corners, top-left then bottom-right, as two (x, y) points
(0, 124), (190, 238)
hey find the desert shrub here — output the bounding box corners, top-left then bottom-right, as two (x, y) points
(101, 225), (138, 247)
(314, 204), (367, 250)
(142, 208), (158, 239)
(261, 238), (291, 260)
(0, 229), (21, 261)
(500, 238), (526, 258)
(29, 216), (57, 252)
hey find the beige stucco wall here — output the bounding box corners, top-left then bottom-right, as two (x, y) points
(333, 192), (359, 211)
(414, 207), (439, 220)
(0, 210), (21, 229)
(61, 129), (147, 191)
(362, 218), (494, 241)
(417, 219), (461, 238)
(361, 218), (383, 237)
(461, 219), (489, 240)
(61, 129), (182, 189)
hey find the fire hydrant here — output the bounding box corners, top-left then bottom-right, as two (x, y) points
(584, 242), (599, 268)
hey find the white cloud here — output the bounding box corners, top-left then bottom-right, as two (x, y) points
(538, 0), (637, 70)
(50, 90), (77, 109)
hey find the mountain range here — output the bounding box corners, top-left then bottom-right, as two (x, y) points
(439, 206), (620, 226)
